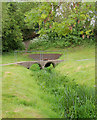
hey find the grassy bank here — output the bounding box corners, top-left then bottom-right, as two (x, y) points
(2, 46), (95, 118)
(2, 45), (94, 64)
(2, 52), (33, 64)
(2, 65), (59, 118)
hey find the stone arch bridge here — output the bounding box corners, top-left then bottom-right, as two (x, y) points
(17, 60), (64, 69)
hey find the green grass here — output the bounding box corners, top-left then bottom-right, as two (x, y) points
(2, 45), (95, 64)
(32, 62), (95, 118)
(2, 45), (95, 118)
(60, 45), (95, 60)
(2, 51), (64, 64)
(2, 52), (33, 64)
(2, 65), (59, 118)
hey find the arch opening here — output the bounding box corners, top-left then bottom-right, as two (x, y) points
(44, 62), (55, 68)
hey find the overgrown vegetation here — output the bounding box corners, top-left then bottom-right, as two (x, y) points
(32, 66), (95, 118)
(26, 2), (95, 49)
(30, 64), (41, 71)
(2, 2), (38, 52)
(2, 2), (95, 52)
(2, 3), (24, 51)
(28, 34), (95, 50)
(2, 1), (96, 119)
(2, 46), (95, 118)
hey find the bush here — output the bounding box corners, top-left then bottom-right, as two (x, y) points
(29, 63), (41, 71)
(45, 64), (54, 73)
(28, 34), (95, 50)
(28, 35), (50, 50)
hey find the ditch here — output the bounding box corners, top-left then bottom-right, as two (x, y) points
(29, 64), (96, 118)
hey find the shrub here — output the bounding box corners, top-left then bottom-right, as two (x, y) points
(28, 34), (95, 50)
(28, 35), (50, 50)
(18, 42), (25, 50)
(45, 64), (54, 73)
(29, 63), (41, 71)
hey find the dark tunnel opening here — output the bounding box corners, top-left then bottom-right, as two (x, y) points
(44, 62), (55, 68)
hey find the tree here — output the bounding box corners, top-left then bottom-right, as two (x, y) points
(25, 2), (71, 37)
(2, 2), (37, 51)
(2, 2), (23, 51)
(25, 2), (95, 41)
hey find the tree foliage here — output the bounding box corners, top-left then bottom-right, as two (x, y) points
(2, 3), (23, 51)
(25, 2), (95, 41)
(2, 2), (95, 52)
(2, 2), (37, 52)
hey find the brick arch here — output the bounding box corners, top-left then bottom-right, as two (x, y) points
(17, 60), (64, 69)
(44, 62), (55, 68)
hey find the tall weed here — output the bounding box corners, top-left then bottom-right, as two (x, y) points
(30, 66), (95, 118)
